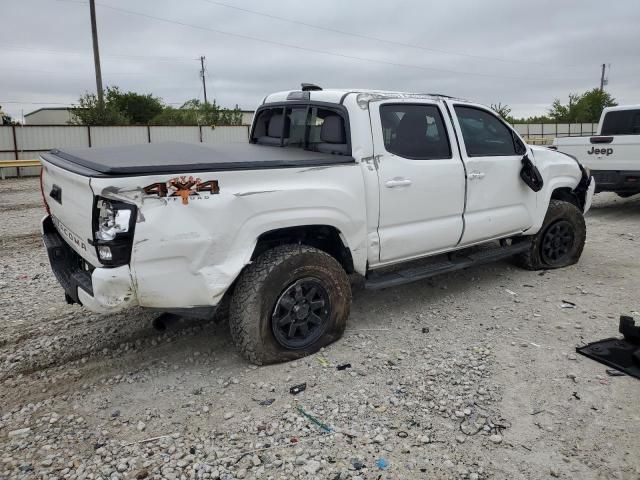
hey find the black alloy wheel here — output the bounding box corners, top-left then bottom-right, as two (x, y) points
(540, 219), (576, 266)
(271, 277), (331, 349)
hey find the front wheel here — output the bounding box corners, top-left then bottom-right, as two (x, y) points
(229, 244), (351, 365)
(515, 200), (586, 270)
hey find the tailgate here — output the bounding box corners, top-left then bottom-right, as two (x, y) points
(41, 155), (99, 266)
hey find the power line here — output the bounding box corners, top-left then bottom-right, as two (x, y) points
(88, 2), (574, 82)
(199, 0), (557, 68)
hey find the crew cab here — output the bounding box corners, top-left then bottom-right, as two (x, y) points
(553, 105), (640, 196)
(39, 86), (595, 364)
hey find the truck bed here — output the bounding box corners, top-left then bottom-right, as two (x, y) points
(42, 141), (354, 176)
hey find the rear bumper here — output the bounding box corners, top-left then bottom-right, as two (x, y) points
(592, 170), (640, 194)
(42, 215), (137, 313)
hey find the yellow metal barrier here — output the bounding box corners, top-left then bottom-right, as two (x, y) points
(0, 159), (41, 180)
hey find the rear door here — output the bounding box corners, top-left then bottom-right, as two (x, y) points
(40, 155), (100, 265)
(448, 102), (536, 245)
(370, 100), (466, 264)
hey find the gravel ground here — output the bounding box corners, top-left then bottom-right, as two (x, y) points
(1, 177), (639, 480)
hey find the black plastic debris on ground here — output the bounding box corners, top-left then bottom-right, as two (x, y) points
(289, 383), (307, 395)
(576, 315), (640, 379)
(336, 363), (351, 371)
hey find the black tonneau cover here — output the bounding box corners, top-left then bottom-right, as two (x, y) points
(44, 142), (354, 176)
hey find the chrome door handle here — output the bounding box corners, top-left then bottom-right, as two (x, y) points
(385, 177), (412, 188)
(468, 171), (486, 180)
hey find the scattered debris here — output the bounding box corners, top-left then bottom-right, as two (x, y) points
(561, 300), (577, 309)
(336, 363), (351, 371)
(297, 405), (332, 433)
(317, 356), (330, 367)
(505, 289), (517, 296)
(122, 434), (174, 447)
(289, 383), (307, 395)
(422, 327), (430, 334)
(397, 430), (408, 438)
(577, 315), (640, 379)
(351, 459), (365, 471)
(606, 369), (626, 377)
(376, 458), (389, 470)
(572, 392), (581, 400)
(258, 398), (276, 406)
(135, 469), (149, 480)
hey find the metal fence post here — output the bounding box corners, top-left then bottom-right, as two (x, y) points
(87, 126), (92, 147)
(11, 125), (18, 161)
(147, 125), (151, 143)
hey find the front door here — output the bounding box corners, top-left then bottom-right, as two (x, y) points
(448, 102), (537, 245)
(370, 100), (466, 264)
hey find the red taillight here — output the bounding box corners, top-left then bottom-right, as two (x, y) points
(39, 167), (50, 215)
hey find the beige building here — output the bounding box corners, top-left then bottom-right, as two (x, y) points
(24, 107), (76, 125)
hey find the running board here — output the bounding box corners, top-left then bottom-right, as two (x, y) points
(365, 241), (531, 290)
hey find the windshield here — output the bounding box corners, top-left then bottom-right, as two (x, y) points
(251, 105), (351, 156)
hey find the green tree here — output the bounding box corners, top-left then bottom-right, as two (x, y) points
(548, 88), (617, 123)
(106, 87), (163, 124)
(490, 102), (512, 120)
(150, 99), (243, 126)
(1, 106), (17, 125)
(70, 88), (130, 125)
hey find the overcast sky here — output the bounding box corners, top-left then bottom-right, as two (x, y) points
(2, 0), (639, 121)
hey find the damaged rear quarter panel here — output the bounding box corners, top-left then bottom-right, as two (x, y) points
(91, 164), (368, 309)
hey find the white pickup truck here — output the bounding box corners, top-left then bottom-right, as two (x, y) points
(553, 104), (640, 196)
(40, 86), (594, 364)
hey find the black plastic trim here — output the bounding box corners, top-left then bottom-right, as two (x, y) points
(43, 215), (94, 303)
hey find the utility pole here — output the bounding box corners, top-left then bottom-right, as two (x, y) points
(200, 56), (208, 105)
(600, 63), (606, 92)
(89, 0), (104, 106)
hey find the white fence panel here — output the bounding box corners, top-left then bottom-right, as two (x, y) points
(582, 123), (595, 135)
(202, 125), (248, 144)
(528, 124), (543, 135)
(91, 126), (148, 147)
(0, 127), (14, 152)
(513, 124), (528, 135)
(149, 126), (200, 143)
(556, 124), (570, 136)
(0, 152), (15, 160)
(19, 150), (48, 160)
(16, 126), (89, 150)
(569, 124), (583, 135)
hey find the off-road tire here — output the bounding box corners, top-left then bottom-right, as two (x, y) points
(229, 244), (351, 365)
(515, 199), (586, 270)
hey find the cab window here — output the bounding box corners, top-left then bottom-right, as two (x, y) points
(454, 106), (523, 157)
(380, 104), (452, 160)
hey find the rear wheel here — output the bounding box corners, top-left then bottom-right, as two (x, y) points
(229, 244), (351, 365)
(516, 200), (586, 270)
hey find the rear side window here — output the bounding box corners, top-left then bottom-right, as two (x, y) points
(601, 110), (640, 135)
(454, 106), (519, 157)
(251, 105), (350, 155)
(380, 104), (452, 159)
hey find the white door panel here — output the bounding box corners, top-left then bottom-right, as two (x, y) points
(448, 102), (537, 245)
(370, 100), (466, 263)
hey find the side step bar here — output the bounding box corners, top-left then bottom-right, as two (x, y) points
(365, 241), (531, 290)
